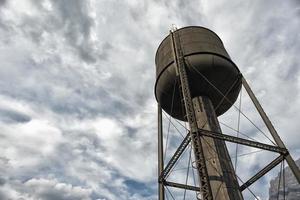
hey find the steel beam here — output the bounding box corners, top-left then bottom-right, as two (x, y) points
(170, 30), (213, 199)
(242, 77), (300, 184)
(164, 181), (201, 192)
(158, 105), (165, 200)
(197, 129), (287, 154)
(240, 155), (285, 191)
(159, 133), (191, 181)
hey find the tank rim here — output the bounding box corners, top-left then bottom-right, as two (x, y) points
(154, 52), (241, 104)
(155, 26), (224, 65)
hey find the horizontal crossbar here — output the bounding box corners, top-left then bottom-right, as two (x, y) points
(164, 180), (200, 192)
(197, 129), (288, 154)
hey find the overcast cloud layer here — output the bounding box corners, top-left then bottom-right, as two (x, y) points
(0, 0), (299, 200)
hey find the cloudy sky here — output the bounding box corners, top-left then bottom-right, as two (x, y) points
(0, 0), (300, 199)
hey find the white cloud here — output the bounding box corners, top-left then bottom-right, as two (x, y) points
(0, 0), (299, 199)
(3, 178), (92, 200)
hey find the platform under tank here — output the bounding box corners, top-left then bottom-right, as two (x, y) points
(155, 26), (241, 121)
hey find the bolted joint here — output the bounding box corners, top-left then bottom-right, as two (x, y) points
(282, 149), (289, 157)
(158, 176), (164, 183)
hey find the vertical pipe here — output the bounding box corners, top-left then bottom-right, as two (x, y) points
(193, 96), (244, 200)
(242, 77), (300, 184)
(158, 104), (165, 200)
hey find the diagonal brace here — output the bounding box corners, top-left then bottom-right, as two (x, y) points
(159, 133), (191, 181)
(240, 154), (285, 191)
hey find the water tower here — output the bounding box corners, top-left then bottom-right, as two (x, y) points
(155, 26), (300, 200)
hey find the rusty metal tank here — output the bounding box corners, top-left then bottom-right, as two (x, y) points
(155, 26), (241, 121)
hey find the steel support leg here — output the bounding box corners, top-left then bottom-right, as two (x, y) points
(242, 77), (300, 184)
(158, 105), (165, 200)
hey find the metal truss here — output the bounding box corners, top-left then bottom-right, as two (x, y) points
(195, 128), (289, 191)
(158, 75), (300, 199)
(159, 127), (289, 196)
